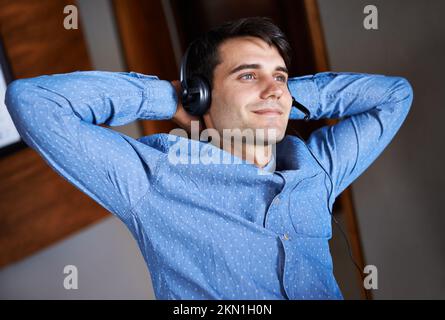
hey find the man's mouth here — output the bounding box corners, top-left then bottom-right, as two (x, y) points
(252, 108), (283, 116)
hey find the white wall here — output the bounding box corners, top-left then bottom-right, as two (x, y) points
(318, 0), (445, 299)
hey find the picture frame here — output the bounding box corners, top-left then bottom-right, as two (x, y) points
(0, 36), (27, 157)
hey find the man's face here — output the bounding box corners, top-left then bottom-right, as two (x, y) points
(204, 36), (292, 145)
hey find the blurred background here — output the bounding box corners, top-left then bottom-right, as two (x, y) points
(0, 0), (444, 299)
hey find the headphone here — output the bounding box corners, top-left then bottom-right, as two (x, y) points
(179, 41), (211, 116)
(180, 41), (312, 121)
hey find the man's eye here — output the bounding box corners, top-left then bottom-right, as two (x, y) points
(275, 75), (287, 82)
(239, 73), (287, 82)
(240, 73), (255, 80)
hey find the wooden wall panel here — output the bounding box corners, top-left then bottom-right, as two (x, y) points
(113, 0), (179, 136)
(0, 0), (108, 268)
(0, 0), (90, 78)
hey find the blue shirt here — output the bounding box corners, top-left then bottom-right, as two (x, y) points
(5, 71), (413, 300)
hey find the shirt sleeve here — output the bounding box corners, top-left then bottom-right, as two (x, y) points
(5, 70), (178, 221)
(288, 72), (413, 199)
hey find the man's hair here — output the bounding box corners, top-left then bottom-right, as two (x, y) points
(186, 16), (291, 88)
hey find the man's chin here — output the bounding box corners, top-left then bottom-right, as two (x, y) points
(257, 127), (284, 142)
(254, 135), (284, 146)
(250, 129), (285, 146)
(217, 126), (285, 145)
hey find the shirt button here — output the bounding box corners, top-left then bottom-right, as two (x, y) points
(283, 233), (290, 241)
(274, 197), (280, 205)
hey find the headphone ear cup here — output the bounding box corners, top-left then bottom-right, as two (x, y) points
(182, 75), (211, 116)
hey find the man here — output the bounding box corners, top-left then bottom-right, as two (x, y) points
(5, 17), (413, 300)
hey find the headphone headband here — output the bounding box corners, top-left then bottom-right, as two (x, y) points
(179, 41), (192, 94)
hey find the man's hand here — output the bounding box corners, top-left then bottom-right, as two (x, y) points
(171, 80), (206, 135)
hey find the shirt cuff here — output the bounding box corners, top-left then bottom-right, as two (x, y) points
(288, 75), (319, 120)
(144, 79), (178, 120)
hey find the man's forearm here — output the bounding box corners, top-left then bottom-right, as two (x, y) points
(4, 71), (177, 217)
(5, 71), (178, 130)
(288, 72), (413, 120)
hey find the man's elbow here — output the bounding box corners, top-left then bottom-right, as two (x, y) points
(5, 79), (34, 113)
(393, 77), (414, 106)
(4, 78), (51, 139)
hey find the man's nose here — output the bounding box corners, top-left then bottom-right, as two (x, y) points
(260, 78), (283, 99)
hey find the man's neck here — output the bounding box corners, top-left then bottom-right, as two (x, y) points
(213, 138), (273, 169)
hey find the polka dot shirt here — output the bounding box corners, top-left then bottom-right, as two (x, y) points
(5, 70), (413, 300)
